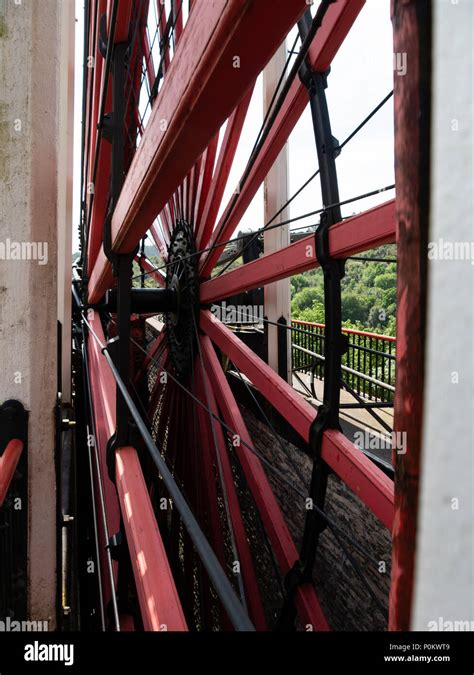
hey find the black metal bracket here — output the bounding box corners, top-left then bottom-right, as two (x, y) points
(104, 287), (177, 314)
(277, 316), (289, 382)
(0, 400), (28, 456)
(107, 531), (125, 562)
(277, 11), (350, 631)
(100, 39), (138, 477)
(98, 13), (108, 59)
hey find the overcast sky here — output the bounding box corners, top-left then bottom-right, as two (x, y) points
(72, 0), (394, 253)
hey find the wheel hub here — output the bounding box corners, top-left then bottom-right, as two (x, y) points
(165, 220), (199, 380)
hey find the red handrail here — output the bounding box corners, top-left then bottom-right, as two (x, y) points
(0, 439), (23, 507)
(291, 319), (396, 342)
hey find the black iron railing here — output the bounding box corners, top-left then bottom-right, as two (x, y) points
(291, 320), (396, 403)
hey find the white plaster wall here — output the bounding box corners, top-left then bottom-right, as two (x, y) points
(264, 41), (292, 381)
(412, 0), (474, 630)
(57, 0), (75, 405)
(0, 0), (61, 626)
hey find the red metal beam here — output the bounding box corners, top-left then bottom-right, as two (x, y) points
(193, 135), (219, 234)
(201, 310), (315, 441)
(133, 328), (166, 385)
(88, 315), (186, 629)
(195, 359), (268, 630)
(86, 0), (110, 273)
(87, 1), (137, 272)
(107, 0), (134, 43)
(197, 85), (255, 250)
(115, 446), (187, 631)
(201, 310), (394, 528)
(200, 199), (396, 304)
(200, 0), (365, 275)
(87, 131), (112, 271)
(323, 430), (394, 530)
(0, 440), (23, 507)
(201, 334), (329, 630)
(389, 0), (430, 631)
(88, 0), (309, 302)
(87, 314), (122, 610)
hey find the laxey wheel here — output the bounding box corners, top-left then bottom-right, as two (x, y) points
(79, 0), (396, 632)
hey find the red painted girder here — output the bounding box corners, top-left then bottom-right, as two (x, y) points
(200, 0), (365, 275)
(193, 370), (235, 631)
(87, 316), (121, 522)
(201, 310), (315, 441)
(124, 1), (150, 168)
(323, 430), (394, 530)
(87, 316), (186, 630)
(194, 136), (218, 235)
(87, 0), (137, 273)
(194, 372), (228, 562)
(201, 334), (329, 630)
(107, 0), (134, 43)
(389, 0), (428, 631)
(86, 46), (112, 265)
(87, 314), (122, 610)
(201, 310), (394, 528)
(195, 358), (268, 630)
(115, 446), (187, 631)
(200, 199), (396, 303)
(197, 85), (255, 250)
(87, 132), (112, 273)
(88, 0), (308, 302)
(0, 440), (23, 507)
(133, 328), (166, 385)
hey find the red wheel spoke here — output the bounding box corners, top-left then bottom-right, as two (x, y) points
(0, 440), (23, 508)
(194, 371), (229, 570)
(201, 334), (329, 630)
(195, 356), (268, 630)
(197, 85), (255, 251)
(201, 310), (316, 441)
(200, 0), (365, 277)
(115, 446), (188, 631)
(106, 0), (134, 43)
(201, 310), (394, 528)
(200, 200), (396, 304)
(193, 135), (218, 236)
(323, 430), (394, 530)
(88, 0), (308, 302)
(134, 330), (167, 385)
